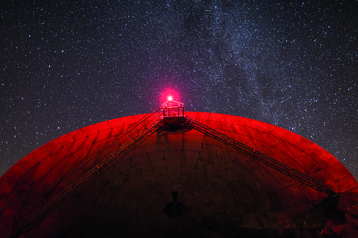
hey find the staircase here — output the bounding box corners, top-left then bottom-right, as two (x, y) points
(11, 106), (165, 238)
(185, 116), (336, 196)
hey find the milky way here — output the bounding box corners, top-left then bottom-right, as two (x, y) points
(1, 1), (357, 178)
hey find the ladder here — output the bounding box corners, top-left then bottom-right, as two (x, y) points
(11, 106), (165, 238)
(184, 116), (336, 196)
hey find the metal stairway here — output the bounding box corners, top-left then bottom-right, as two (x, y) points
(184, 116), (336, 196)
(11, 105), (166, 238)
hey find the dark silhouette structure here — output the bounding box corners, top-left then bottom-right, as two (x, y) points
(1, 100), (357, 237)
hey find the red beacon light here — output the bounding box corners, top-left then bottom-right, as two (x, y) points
(162, 95), (184, 118)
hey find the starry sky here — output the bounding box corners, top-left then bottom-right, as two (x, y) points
(1, 0), (357, 179)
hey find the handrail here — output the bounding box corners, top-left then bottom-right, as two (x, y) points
(184, 116), (336, 196)
(11, 108), (165, 238)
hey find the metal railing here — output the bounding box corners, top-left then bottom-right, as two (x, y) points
(11, 107), (165, 238)
(184, 116), (336, 196)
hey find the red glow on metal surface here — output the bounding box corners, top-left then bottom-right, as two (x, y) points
(1, 112), (358, 237)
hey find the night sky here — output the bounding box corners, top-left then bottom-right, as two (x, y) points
(1, 1), (357, 179)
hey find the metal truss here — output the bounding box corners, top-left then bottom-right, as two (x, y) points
(11, 106), (165, 238)
(184, 116), (336, 196)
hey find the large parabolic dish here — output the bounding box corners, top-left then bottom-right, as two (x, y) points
(0, 105), (357, 237)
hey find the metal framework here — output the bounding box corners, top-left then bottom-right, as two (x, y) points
(162, 100), (184, 118)
(10, 101), (336, 238)
(184, 116), (336, 196)
(11, 104), (166, 238)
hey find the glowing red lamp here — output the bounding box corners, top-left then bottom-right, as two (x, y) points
(160, 88), (180, 104)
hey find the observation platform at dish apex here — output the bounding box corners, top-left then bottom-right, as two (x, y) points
(160, 96), (187, 133)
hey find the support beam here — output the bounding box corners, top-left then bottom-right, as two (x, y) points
(184, 116), (336, 196)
